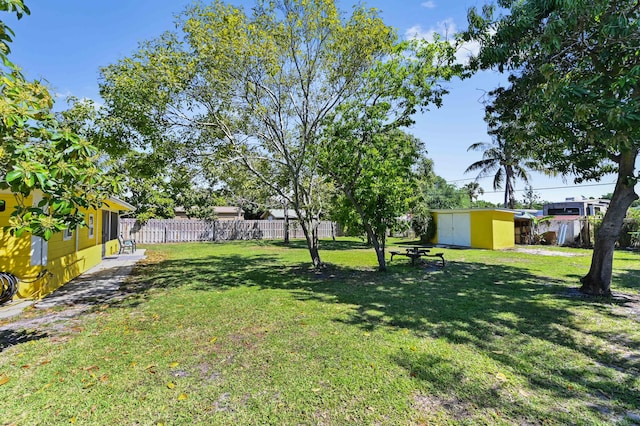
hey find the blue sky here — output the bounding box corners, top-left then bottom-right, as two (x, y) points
(6, 0), (625, 204)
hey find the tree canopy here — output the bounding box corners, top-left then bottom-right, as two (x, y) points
(100, 0), (463, 269)
(465, 136), (531, 209)
(466, 0), (640, 294)
(1, 1), (119, 240)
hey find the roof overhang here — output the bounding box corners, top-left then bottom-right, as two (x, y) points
(431, 208), (516, 214)
(103, 197), (135, 212)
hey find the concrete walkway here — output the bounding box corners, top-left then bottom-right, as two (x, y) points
(0, 249), (146, 320)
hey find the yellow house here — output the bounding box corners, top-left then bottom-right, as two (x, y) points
(0, 191), (134, 300)
(432, 209), (515, 250)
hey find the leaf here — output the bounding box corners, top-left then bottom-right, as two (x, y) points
(167, 382), (176, 389)
(0, 376), (10, 386)
(169, 362), (179, 368)
(208, 337), (217, 343)
(177, 393), (188, 401)
(5, 169), (22, 183)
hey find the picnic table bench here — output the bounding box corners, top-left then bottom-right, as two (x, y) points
(389, 246), (445, 267)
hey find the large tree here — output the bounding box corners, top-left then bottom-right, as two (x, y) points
(1, 1), (118, 240)
(100, 0), (408, 268)
(465, 136), (531, 209)
(463, 181), (484, 204)
(319, 38), (463, 271)
(466, 0), (640, 295)
(320, 129), (421, 271)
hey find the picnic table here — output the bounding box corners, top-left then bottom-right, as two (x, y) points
(389, 246), (445, 267)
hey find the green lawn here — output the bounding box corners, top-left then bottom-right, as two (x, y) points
(1, 239), (639, 425)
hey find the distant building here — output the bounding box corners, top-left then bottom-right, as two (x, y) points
(174, 206), (244, 220)
(543, 197), (609, 217)
(260, 209), (299, 221)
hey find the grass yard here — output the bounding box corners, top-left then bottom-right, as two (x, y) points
(1, 239), (639, 425)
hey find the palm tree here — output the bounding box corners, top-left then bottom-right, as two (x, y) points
(465, 137), (530, 209)
(463, 181), (484, 204)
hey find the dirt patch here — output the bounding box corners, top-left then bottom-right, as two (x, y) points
(412, 392), (473, 422)
(510, 248), (584, 257)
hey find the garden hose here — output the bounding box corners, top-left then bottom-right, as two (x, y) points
(0, 270), (50, 305)
(0, 272), (19, 305)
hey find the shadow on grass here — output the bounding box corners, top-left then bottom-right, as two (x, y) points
(0, 329), (48, 352)
(268, 238), (372, 251)
(118, 241), (640, 421)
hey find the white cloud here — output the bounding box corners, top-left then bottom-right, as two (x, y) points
(454, 39), (481, 65)
(421, 1), (436, 8)
(404, 19), (481, 65)
(54, 90), (74, 100)
(405, 18), (458, 42)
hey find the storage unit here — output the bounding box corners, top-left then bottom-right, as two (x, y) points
(432, 209), (515, 250)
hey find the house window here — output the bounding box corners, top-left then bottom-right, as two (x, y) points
(88, 215), (95, 239)
(547, 207), (580, 215)
(63, 227), (73, 240)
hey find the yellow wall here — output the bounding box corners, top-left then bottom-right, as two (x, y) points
(470, 210), (514, 250)
(0, 193), (40, 296)
(491, 210), (516, 250)
(0, 193), (126, 300)
(470, 210), (494, 249)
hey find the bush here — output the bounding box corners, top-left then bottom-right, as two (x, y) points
(411, 209), (436, 244)
(619, 209), (640, 248)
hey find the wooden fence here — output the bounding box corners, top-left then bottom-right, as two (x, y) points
(120, 219), (340, 244)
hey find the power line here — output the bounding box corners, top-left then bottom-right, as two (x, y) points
(481, 181), (616, 195)
(445, 174), (617, 193)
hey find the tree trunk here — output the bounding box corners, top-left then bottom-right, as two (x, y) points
(341, 188), (387, 271)
(580, 150), (638, 295)
(283, 201), (290, 245)
(297, 210), (322, 269)
(364, 224), (386, 271)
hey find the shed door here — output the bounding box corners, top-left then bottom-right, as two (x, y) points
(452, 213), (471, 247)
(437, 213), (471, 247)
(437, 214), (453, 245)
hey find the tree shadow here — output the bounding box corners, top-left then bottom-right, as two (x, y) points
(0, 329), (48, 352)
(268, 238), (372, 251)
(115, 245), (639, 422)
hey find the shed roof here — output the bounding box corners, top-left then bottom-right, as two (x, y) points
(431, 208), (516, 214)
